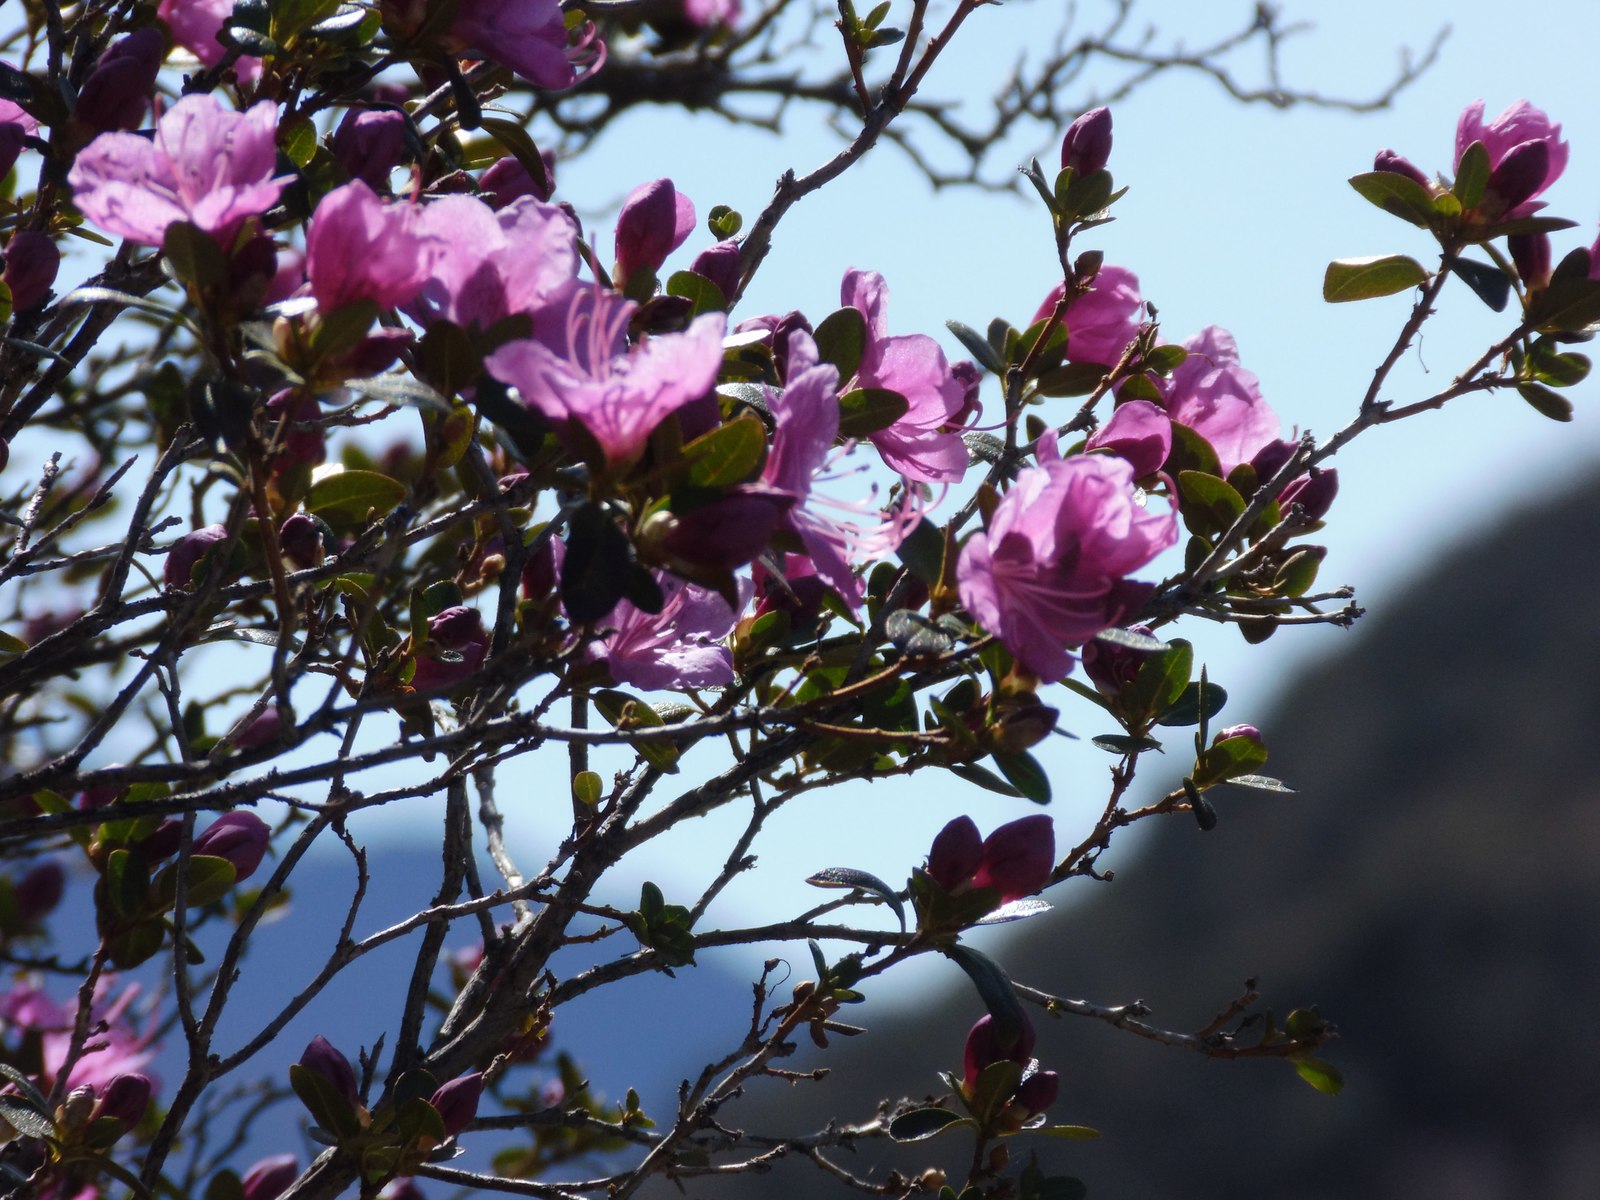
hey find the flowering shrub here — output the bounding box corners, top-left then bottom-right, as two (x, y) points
(0, 2), (1592, 1199)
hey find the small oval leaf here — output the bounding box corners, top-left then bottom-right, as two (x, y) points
(1322, 255), (1430, 303)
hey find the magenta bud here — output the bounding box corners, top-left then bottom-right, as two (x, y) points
(74, 28), (164, 133)
(1279, 467), (1338, 522)
(94, 1072), (153, 1128)
(480, 153), (554, 206)
(1060, 106), (1112, 175)
(240, 1154), (300, 1200)
(141, 818), (184, 861)
(689, 239), (741, 302)
(1012, 1069), (1059, 1117)
(3, 230), (60, 312)
(1485, 139), (1550, 214)
(299, 1036), (358, 1107)
(962, 1011), (1036, 1091)
(264, 390), (326, 476)
(428, 1070), (484, 1136)
(13, 860), (64, 922)
(1372, 148), (1430, 189)
(331, 109), (409, 190)
(972, 814), (1054, 903)
(1080, 624), (1157, 696)
(520, 537), (561, 602)
(279, 513), (327, 571)
(1508, 232), (1552, 290)
(411, 606), (489, 691)
(614, 178), (695, 288)
(656, 490), (792, 573)
(164, 524), (230, 590)
(192, 812), (271, 882)
(1249, 438), (1299, 482)
(1213, 723), (1262, 746)
(234, 708), (284, 750)
(926, 816), (983, 893)
(1085, 399), (1171, 478)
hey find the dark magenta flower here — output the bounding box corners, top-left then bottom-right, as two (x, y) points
(330, 109), (410, 190)
(74, 28), (165, 134)
(925, 816), (984, 893)
(1080, 624), (1157, 696)
(841, 268), (970, 484)
(278, 513), (327, 571)
(926, 814), (1055, 903)
(480, 153), (554, 206)
(961, 1011), (1035, 1093)
(3, 230), (60, 312)
(410, 605), (489, 692)
(192, 812), (270, 882)
(67, 95), (285, 248)
(957, 433), (1175, 682)
(1213, 723), (1262, 747)
(1509, 232), (1552, 290)
(428, 1071), (484, 1137)
(650, 489), (793, 575)
(240, 1154), (300, 1200)
(689, 238), (741, 302)
(298, 1036), (358, 1107)
(590, 572), (745, 690)
(614, 178), (696, 289)
(1032, 264), (1144, 369)
(485, 287), (725, 471)
(1455, 99), (1568, 215)
(13, 859), (65, 923)
(163, 524), (230, 589)
(1085, 399), (1171, 478)
(93, 1071), (153, 1129)
(1059, 106), (1112, 175)
(1011, 1068), (1060, 1118)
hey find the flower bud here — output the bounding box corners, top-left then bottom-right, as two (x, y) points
(651, 490), (793, 574)
(142, 818), (184, 861)
(240, 1154), (300, 1200)
(1085, 400), (1171, 478)
(93, 1072), (153, 1129)
(3, 231), (60, 312)
(1213, 723), (1262, 747)
(689, 239), (741, 302)
(1372, 148), (1430, 189)
(428, 1071), (484, 1136)
(330, 109), (409, 190)
(164, 524), (230, 590)
(1278, 467), (1338, 522)
(1011, 1069), (1059, 1118)
(298, 1036), (358, 1107)
(481, 154), (554, 206)
(1059, 106), (1112, 175)
(234, 708), (284, 750)
(613, 178), (695, 290)
(192, 812), (271, 882)
(13, 860), (64, 923)
(410, 606), (489, 691)
(971, 814), (1054, 902)
(279, 513), (327, 571)
(74, 28), (164, 134)
(962, 1011), (1036, 1092)
(60, 1085), (98, 1129)
(1509, 232), (1552, 290)
(926, 816), (983, 893)
(520, 535), (562, 602)
(1080, 624), (1157, 695)
(1484, 139), (1550, 215)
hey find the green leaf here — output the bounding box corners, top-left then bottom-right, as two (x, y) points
(0, 1094), (52, 1139)
(1527, 339), (1591, 387)
(573, 771), (603, 807)
(1176, 470), (1246, 540)
(1091, 734), (1162, 755)
(1452, 140), (1490, 209)
(1157, 679), (1228, 727)
(895, 518), (945, 585)
(1196, 732), (1269, 785)
(289, 1063), (363, 1141)
(1449, 257), (1511, 312)
(991, 750), (1051, 804)
(946, 320), (1004, 375)
(814, 306), (869, 381)
(973, 897), (1052, 925)
(837, 387), (909, 438)
(1093, 626), (1165, 653)
(805, 867), (906, 931)
(707, 204), (742, 239)
(1347, 170), (1437, 227)
(1517, 382), (1574, 422)
(592, 689), (681, 773)
(1143, 344), (1188, 374)
(1131, 637), (1193, 717)
(885, 609), (956, 656)
(682, 412), (766, 488)
(665, 269), (727, 319)
(105, 848), (150, 921)
(204, 1169), (247, 1200)
(561, 503), (635, 624)
(0, 1064), (48, 1111)
(949, 761), (1024, 798)
(1323, 255), (1430, 303)
(162, 221), (228, 292)
(154, 855), (238, 910)
(478, 116), (551, 201)
(307, 470), (406, 530)
(1035, 1124), (1101, 1140)
(944, 944), (1027, 1047)
(888, 1107), (972, 1142)
(1032, 361), (1107, 398)
(1293, 1056), (1344, 1096)
(1527, 269), (1600, 333)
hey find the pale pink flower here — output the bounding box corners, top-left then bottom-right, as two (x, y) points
(842, 268), (969, 484)
(1157, 326), (1279, 476)
(408, 194), (578, 330)
(158, 0), (263, 82)
(305, 181), (431, 312)
(484, 287), (725, 470)
(67, 94), (284, 247)
(1031, 264), (1144, 368)
(593, 573), (746, 690)
(684, 0), (741, 27)
(957, 432), (1176, 682)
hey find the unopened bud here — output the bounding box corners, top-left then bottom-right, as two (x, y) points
(614, 178), (695, 290)
(240, 1154), (300, 1200)
(1509, 232), (1552, 290)
(689, 239), (741, 302)
(192, 812), (271, 882)
(298, 1036), (358, 1107)
(94, 1072), (153, 1129)
(74, 28), (164, 134)
(164, 524), (230, 590)
(279, 513), (327, 571)
(1213, 723), (1262, 747)
(13, 860), (64, 922)
(1012, 1068), (1059, 1118)
(480, 155), (554, 207)
(428, 1071), (484, 1137)
(971, 814), (1054, 903)
(926, 816), (983, 893)
(1372, 148), (1430, 189)
(1484, 139), (1550, 214)
(330, 109), (409, 190)
(3, 231), (60, 312)
(1059, 106), (1112, 175)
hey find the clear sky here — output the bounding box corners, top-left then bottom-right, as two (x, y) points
(487, 0), (1600, 997)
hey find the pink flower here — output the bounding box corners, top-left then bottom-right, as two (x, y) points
(684, 0), (741, 27)
(428, 1072), (484, 1137)
(760, 331), (919, 612)
(67, 95), (285, 248)
(593, 573), (745, 690)
(0, 979), (158, 1092)
(480, 153), (554, 206)
(157, 0), (263, 81)
(842, 268), (970, 483)
(448, 0), (601, 89)
(1157, 326), (1279, 476)
(614, 178), (696, 289)
(306, 182), (431, 312)
(957, 433), (1176, 682)
(484, 287), (726, 470)
(1032, 264), (1144, 368)
(1455, 99), (1568, 214)
(961, 1011), (1057, 1120)
(1084, 399), (1170, 478)
(329, 109), (409, 190)
(409, 195), (578, 330)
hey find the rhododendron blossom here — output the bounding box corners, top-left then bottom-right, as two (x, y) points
(761, 331), (920, 611)
(0, 979), (157, 1092)
(305, 181), (431, 312)
(1032, 264), (1145, 368)
(484, 287), (725, 470)
(958, 432), (1176, 681)
(1455, 99), (1568, 212)
(447, 0), (602, 90)
(1157, 326), (1280, 476)
(593, 572), (746, 690)
(67, 95), (285, 247)
(841, 268), (971, 484)
(158, 0), (263, 81)
(409, 195), (579, 331)
(1084, 398), (1171, 478)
